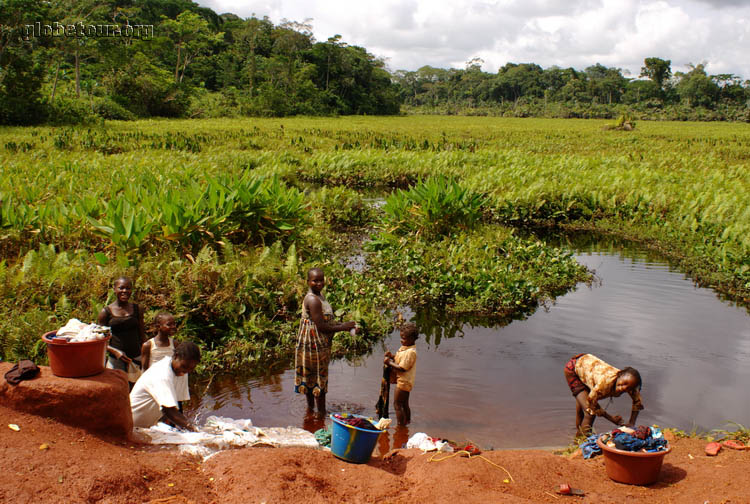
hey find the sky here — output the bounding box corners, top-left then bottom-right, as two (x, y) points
(197, 0), (750, 80)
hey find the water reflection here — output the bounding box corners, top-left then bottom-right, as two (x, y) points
(187, 232), (750, 449)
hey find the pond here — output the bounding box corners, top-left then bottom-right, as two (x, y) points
(185, 232), (750, 451)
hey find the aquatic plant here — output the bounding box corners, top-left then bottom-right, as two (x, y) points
(381, 176), (486, 238)
(365, 226), (590, 317)
(308, 186), (376, 230)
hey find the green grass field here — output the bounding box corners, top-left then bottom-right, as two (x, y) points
(1, 117), (748, 372)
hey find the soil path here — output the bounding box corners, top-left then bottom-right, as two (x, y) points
(2, 405), (748, 503)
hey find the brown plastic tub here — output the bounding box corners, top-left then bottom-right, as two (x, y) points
(42, 331), (111, 378)
(597, 436), (671, 485)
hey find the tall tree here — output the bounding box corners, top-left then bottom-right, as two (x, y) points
(271, 19), (313, 92)
(674, 63), (719, 107)
(0, 0), (48, 124)
(237, 16), (272, 95)
(640, 57), (671, 100)
(161, 11), (220, 83)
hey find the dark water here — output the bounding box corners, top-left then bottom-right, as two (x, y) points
(186, 233), (750, 450)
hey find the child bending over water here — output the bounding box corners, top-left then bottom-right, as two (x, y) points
(130, 341), (201, 431)
(384, 323), (418, 426)
(564, 353), (643, 436)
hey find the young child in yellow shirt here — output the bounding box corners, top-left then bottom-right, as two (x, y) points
(384, 323), (418, 426)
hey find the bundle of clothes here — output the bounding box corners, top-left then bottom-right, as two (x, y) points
(406, 432), (455, 453)
(332, 413), (390, 431)
(332, 413), (376, 430)
(580, 425), (668, 459)
(51, 319), (111, 342)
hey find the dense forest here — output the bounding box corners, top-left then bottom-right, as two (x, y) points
(1, 0), (749, 124)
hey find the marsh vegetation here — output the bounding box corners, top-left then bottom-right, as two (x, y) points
(1, 117), (748, 374)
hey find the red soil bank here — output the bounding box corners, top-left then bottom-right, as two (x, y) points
(2, 403), (750, 503)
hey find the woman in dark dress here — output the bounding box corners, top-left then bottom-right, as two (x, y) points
(98, 276), (146, 378)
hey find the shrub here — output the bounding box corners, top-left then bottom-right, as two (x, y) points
(382, 175), (486, 237)
(45, 98), (94, 125)
(92, 97), (136, 121)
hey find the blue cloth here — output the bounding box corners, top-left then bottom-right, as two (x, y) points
(580, 434), (602, 459)
(612, 427), (668, 452)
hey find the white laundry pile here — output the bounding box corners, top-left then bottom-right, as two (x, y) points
(405, 432), (454, 453)
(55, 319), (111, 342)
(133, 416), (320, 459)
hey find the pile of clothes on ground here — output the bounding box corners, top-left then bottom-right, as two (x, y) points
(134, 416), (319, 459)
(580, 425), (668, 459)
(406, 432), (455, 453)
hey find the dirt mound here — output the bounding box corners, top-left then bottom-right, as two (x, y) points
(202, 436), (750, 503)
(1, 363), (132, 436)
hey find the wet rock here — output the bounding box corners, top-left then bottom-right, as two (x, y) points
(0, 363), (132, 437)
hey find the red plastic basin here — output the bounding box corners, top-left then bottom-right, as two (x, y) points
(42, 330), (111, 378)
(597, 435), (671, 485)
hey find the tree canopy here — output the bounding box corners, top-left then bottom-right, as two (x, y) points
(0, 0), (748, 124)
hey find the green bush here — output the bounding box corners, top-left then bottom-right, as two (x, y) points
(92, 97), (136, 121)
(382, 175), (486, 237)
(364, 226), (590, 316)
(45, 98), (94, 125)
(187, 88), (242, 119)
(0, 241), (392, 373)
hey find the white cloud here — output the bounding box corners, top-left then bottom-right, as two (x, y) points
(197, 0), (750, 78)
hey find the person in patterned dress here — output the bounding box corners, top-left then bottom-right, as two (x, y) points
(295, 268), (357, 418)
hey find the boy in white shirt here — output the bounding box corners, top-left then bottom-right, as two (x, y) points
(130, 341), (200, 431)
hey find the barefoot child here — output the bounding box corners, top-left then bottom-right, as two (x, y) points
(140, 312), (189, 409)
(384, 323), (418, 426)
(295, 268), (357, 418)
(130, 341), (201, 431)
(564, 353), (643, 436)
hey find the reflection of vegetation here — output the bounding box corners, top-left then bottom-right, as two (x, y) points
(412, 307), (516, 346)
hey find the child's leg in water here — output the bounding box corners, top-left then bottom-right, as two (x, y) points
(394, 388), (410, 426)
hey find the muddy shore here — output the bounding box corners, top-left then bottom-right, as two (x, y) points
(2, 404), (749, 503)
